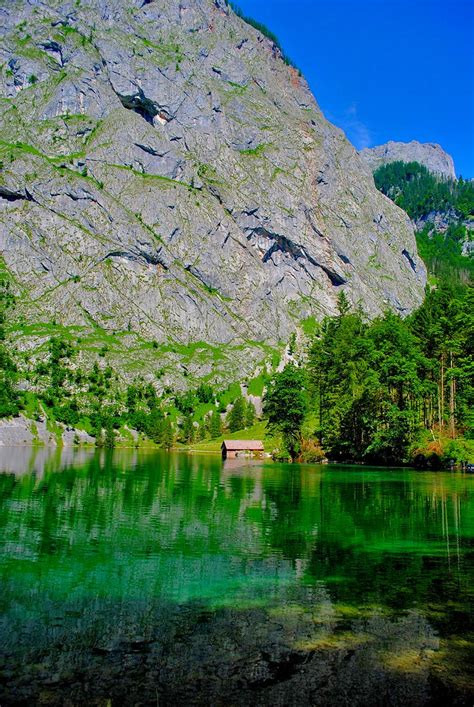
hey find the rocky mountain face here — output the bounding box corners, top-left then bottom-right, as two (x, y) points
(360, 141), (456, 180)
(0, 0), (426, 386)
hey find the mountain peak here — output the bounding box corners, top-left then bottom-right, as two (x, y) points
(360, 141), (456, 179)
(0, 0), (425, 385)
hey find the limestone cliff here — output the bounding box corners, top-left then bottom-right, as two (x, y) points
(0, 0), (426, 385)
(360, 141), (456, 180)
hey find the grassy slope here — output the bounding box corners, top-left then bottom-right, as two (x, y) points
(185, 421), (279, 453)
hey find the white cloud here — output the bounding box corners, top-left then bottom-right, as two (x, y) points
(338, 103), (372, 150)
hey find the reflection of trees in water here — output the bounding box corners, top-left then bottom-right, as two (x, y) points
(0, 457), (471, 598)
(302, 472), (472, 611)
(0, 455), (472, 703)
(0, 452), (291, 608)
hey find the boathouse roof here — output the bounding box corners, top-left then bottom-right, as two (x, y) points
(221, 440), (264, 451)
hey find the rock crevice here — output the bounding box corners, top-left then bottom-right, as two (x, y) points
(0, 0), (426, 383)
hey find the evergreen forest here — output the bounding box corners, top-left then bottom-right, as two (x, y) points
(374, 161), (474, 282)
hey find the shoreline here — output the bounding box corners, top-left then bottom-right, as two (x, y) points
(0, 444), (470, 474)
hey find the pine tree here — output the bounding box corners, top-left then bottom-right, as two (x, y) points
(227, 396), (245, 432)
(263, 364), (307, 462)
(145, 408), (164, 444)
(337, 290), (351, 316)
(0, 278), (21, 417)
(94, 427), (104, 447)
(182, 414), (194, 443)
(209, 410), (222, 438)
(104, 420), (115, 449)
(245, 400), (256, 428)
(288, 332), (296, 355)
(162, 417), (174, 450)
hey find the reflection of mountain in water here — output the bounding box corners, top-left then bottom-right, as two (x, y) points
(0, 451), (472, 704)
(0, 445), (107, 477)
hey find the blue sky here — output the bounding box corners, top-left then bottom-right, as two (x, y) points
(233, 0), (474, 178)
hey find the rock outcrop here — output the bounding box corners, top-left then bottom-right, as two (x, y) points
(360, 141), (456, 180)
(0, 414), (95, 447)
(0, 0), (426, 385)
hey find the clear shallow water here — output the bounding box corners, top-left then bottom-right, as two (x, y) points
(0, 448), (472, 705)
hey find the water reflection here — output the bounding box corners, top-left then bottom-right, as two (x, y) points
(0, 448), (472, 704)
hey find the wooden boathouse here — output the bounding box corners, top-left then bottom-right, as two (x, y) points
(221, 440), (264, 459)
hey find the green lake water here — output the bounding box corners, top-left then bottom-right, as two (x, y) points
(0, 448), (473, 705)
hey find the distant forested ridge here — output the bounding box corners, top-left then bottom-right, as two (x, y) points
(374, 161), (474, 283)
(374, 161), (474, 221)
(416, 222), (473, 283)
